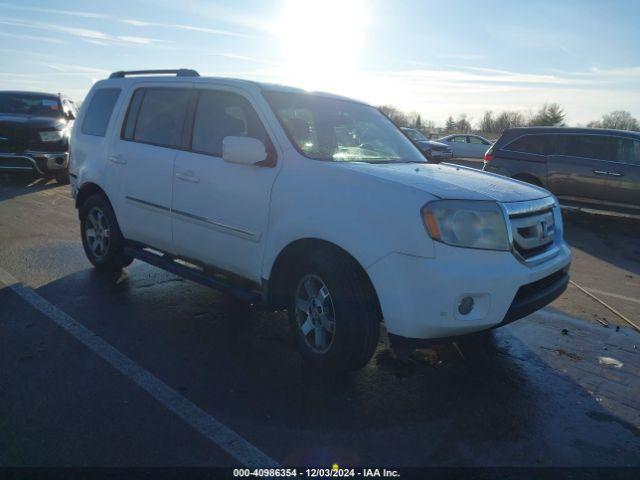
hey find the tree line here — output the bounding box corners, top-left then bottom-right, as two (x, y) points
(378, 103), (640, 136)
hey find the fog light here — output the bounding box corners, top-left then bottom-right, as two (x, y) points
(458, 296), (474, 315)
(55, 157), (65, 166)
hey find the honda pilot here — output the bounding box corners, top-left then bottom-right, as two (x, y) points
(70, 69), (572, 371)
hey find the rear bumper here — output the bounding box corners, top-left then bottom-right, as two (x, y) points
(0, 151), (69, 175)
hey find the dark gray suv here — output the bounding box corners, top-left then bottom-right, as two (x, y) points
(484, 127), (640, 215)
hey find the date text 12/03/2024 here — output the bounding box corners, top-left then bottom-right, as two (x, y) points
(232, 468), (401, 477)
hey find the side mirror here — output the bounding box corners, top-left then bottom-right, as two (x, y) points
(222, 136), (267, 165)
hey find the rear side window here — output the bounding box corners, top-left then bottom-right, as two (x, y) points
(615, 137), (640, 165)
(469, 136), (488, 145)
(191, 90), (270, 157)
(554, 134), (613, 161)
(122, 87), (190, 148)
(505, 134), (548, 155)
(81, 88), (121, 136)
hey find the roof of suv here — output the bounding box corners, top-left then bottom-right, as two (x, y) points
(96, 71), (367, 104)
(501, 126), (640, 139)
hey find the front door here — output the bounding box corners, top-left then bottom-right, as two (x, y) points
(171, 87), (280, 282)
(608, 136), (640, 211)
(108, 84), (192, 253)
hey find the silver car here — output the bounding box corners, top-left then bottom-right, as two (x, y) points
(438, 134), (493, 165)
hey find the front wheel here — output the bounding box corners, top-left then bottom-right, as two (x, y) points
(288, 249), (381, 372)
(80, 194), (132, 272)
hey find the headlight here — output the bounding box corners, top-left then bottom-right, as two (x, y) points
(39, 130), (65, 142)
(422, 200), (509, 251)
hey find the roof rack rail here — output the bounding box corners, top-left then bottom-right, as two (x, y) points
(108, 69), (200, 79)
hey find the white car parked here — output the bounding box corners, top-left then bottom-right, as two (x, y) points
(70, 69), (571, 371)
(438, 134), (494, 166)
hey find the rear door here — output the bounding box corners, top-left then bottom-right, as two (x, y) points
(547, 133), (617, 205)
(108, 83), (192, 253)
(467, 135), (491, 158)
(447, 135), (469, 157)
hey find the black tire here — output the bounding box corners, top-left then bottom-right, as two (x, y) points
(287, 247), (381, 372)
(80, 194), (132, 272)
(55, 173), (70, 185)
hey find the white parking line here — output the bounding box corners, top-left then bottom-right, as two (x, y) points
(583, 288), (640, 306)
(0, 267), (279, 468)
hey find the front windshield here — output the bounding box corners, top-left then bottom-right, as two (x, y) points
(264, 90), (426, 163)
(0, 93), (63, 117)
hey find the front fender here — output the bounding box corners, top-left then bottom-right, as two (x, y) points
(261, 159), (436, 280)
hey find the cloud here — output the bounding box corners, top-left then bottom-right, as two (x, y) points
(0, 16), (165, 46)
(137, 0), (274, 33)
(437, 53), (485, 61)
(0, 30), (66, 44)
(207, 53), (281, 66)
(121, 19), (250, 38)
(0, 2), (106, 18)
(0, 3), (253, 39)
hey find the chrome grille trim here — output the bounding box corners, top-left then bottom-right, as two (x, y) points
(500, 196), (562, 266)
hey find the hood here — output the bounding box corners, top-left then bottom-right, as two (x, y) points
(339, 162), (550, 203)
(0, 114), (67, 130)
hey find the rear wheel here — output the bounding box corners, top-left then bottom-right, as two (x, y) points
(287, 248), (380, 372)
(80, 194), (132, 272)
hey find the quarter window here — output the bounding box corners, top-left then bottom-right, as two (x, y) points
(122, 87), (190, 148)
(191, 90), (270, 157)
(505, 135), (548, 155)
(81, 88), (121, 137)
(615, 137), (640, 165)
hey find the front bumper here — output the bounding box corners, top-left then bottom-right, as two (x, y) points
(366, 242), (572, 341)
(0, 151), (69, 175)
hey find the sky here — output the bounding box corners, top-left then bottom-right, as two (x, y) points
(1, 0), (639, 126)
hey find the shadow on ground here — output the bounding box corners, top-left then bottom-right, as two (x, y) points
(12, 263), (638, 466)
(563, 209), (640, 276)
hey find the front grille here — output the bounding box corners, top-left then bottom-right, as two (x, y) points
(0, 155), (36, 171)
(504, 198), (558, 264)
(0, 122), (33, 152)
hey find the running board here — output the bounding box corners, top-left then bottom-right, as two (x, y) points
(124, 246), (261, 303)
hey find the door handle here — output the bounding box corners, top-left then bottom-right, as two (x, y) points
(175, 171), (200, 183)
(592, 169), (608, 175)
(607, 171), (624, 177)
(109, 154), (126, 165)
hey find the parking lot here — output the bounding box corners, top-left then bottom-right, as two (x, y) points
(1, 173), (639, 467)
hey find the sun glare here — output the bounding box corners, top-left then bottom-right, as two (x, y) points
(274, 0), (369, 93)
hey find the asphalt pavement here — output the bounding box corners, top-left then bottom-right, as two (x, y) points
(1, 173), (639, 467)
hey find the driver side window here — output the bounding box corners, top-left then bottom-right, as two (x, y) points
(191, 90), (270, 157)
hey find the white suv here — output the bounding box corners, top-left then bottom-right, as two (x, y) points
(70, 69), (572, 371)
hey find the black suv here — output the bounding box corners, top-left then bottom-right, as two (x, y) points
(484, 127), (640, 215)
(0, 91), (77, 183)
